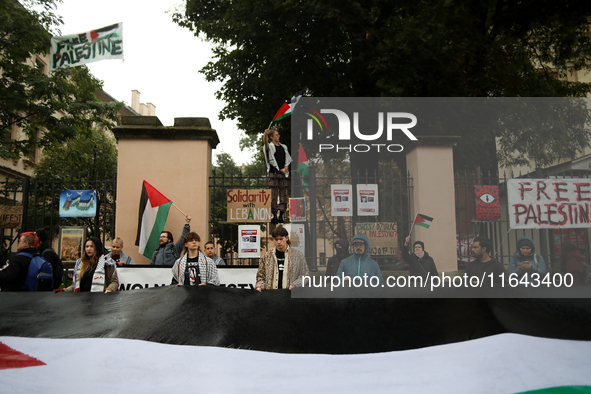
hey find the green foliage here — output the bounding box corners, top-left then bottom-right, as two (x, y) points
(34, 127), (118, 178)
(0, 0), (122, 160)
(175, 0), (591, 169)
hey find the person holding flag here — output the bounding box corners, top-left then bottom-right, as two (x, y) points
(151, 215), (191, 266)
(402, 236), (438, 280)
(263, 127), (292, 224)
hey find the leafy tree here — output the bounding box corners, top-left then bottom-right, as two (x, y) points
(175, 0), (591, 169)
(34, 127), (118, 178)
(0, 0), (121, 160)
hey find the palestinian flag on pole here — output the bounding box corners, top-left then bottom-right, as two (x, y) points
(413, 213), (433, 229)
(297, 143), (309, 189)
(135, 181), (173, 258)
(272, 92), (303, 122)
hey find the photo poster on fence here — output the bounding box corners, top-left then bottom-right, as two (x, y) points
(508, 178), (591, 229)
(354, 222), (398, 256)
(289, 198), (306, 222)
(474, 185), (501, 221)
(238, 225), (261, 258)
(283, 223), (306, 256)
(331, 185), (353, 217)
(357, 184), (379, 216)
(59, 190), (97, 218)
(227, 189), (272, 222)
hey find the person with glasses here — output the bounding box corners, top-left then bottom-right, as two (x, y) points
(150, 215), (191, 265)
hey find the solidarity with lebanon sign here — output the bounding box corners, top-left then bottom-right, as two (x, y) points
(50, 23), (123, 71)
(508, 178), (591, 229)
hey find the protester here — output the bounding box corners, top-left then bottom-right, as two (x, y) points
(263, 127), (292, 224)
(108, 237), (135, 266)
(325, 239), (350, 277)
(508, 236), (547, 284)
(59, 237), (118, 293)
(466, 237), (505, 286)
(171, 232), (220, 286)
(256, 226), (309, 290)
(336, 233), (383, 282)
(151, 215), (191, 265)
(36, 228), (63, 289)
(560, 241), (588, 286)
(0, 232), (38, 291)
(402, 236), (438, 280)
(204, 241), (226, 266)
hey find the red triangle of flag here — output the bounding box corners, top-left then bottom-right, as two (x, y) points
(0, 342), (46, 370)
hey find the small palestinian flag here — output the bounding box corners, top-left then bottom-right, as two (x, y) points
(272, 92), (303, 122)
(297, 143), (309, 189)
(413, 213), (433, 229)
(135, 181), (173, 258)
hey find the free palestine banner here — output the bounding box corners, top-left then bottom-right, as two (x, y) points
(508, 178), (591, 229)
(50, 23), (123, 71)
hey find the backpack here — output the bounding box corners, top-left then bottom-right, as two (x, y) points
(18, 252), (53, 292)
(41, 248), (63, 289)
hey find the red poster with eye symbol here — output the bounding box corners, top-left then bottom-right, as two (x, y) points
(474, 185), (500, 221)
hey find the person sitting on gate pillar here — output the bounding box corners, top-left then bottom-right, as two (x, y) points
(336, 233), (383, 282)
(0, 232), (39, 291)
(204, 241), (226, 266)
(59, 237), (118, 293)
(256, 226), (309, 291)
(171, 232), (220, 286)
(108, 237), (135, 266)
(151, 215), (191, 265)
(466, 237), (505, 286)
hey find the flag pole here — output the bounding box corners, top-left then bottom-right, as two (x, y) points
(268, 121), (273, 129)
(172, 203), (187, 217)
(408, 212), (418, 238)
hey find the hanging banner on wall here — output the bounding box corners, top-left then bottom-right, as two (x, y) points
(474, 185), (500, 221)
(227, 189), (271, 222)
(238, 225), (261, 258)
(331, 185), (352, 216)
(508, 178), (591, 229)
(357, 184), (379, 216)
(59, 190), (97, 218)
(50, 23), (124, 71)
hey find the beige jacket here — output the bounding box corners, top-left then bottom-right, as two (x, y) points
(256, 246), (309, 290)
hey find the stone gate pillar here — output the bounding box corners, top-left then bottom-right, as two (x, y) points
(405, 136), (459, 273)
(113, 117), (219, 264)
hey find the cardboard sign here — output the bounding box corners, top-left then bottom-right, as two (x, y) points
(354, 222), (398, 256)
(227, 189), (272, 222)
(0, 206), (23, 228)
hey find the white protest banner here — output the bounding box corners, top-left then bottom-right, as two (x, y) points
(508, 178), (591, 229)
(50, 23), (123, 71)
(116, 266), (258, 291)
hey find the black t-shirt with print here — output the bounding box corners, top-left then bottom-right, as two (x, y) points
(184, 256), (201, 286)
(276, 250), (285, 288)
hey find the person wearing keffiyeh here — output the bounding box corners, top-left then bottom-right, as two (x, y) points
(403, 236), (439, 280)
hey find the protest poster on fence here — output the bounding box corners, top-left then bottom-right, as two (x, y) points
(50, 23), (123, 71)
(227, 189), (271, 222)
(354, 222), (398, 256)
(508, 178), (591, 229)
